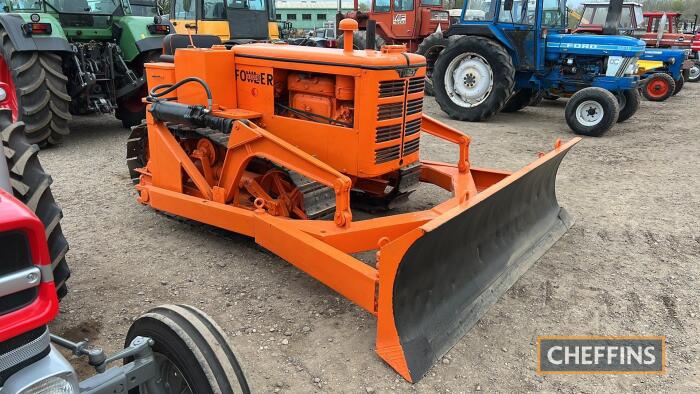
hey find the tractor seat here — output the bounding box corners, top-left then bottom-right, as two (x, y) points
(161, 34), (224, 57)
(58, 0), (94, 26)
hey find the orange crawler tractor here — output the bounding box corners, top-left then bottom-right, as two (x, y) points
(128, 19), (580, 382)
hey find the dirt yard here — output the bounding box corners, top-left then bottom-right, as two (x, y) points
(41, 83), (699, 393)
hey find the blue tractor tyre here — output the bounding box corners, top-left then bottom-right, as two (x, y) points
(616, 89), (640, 123)
(673, 74), (684, 96)
(565, 87), (620, 137)
(501, 89), (540, 113)
(432, 36), (515, 121)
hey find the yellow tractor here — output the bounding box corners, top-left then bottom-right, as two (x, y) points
(168, 0), (280, 43)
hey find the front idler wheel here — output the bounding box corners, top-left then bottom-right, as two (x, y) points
(432, 36), (515, 121)
(565, 87), (619, 137)
(126, 304), (251, 394)
(641, 73), (675, 102)
(617, 89), (640, 123)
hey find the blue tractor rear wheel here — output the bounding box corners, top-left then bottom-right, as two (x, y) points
(433, 36), (515, 121)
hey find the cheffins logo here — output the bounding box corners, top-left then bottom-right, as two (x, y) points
(235, 69), (273, 86)
(537, 336), (665, 374)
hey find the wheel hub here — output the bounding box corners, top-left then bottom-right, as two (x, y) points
(445, 52), (494, 108)
(576, 100), (605, 127)
(689, 65), (700, 80)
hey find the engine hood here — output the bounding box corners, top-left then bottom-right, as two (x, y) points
(641, 48), (688, 63)
(546, 34), (646, 58)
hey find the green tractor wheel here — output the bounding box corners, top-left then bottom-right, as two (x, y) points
(0, 28), (71, 146)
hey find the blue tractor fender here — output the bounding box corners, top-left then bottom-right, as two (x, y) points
(445, 22), (524, 68)
(0, 13), (71, 53)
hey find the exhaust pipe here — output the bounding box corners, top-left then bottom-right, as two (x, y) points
(339, 18), (358, 53)
(367, 19), (376, 50)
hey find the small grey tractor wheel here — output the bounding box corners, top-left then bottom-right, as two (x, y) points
(1, 109), (70, 300)
(641, 72), (675, 102)
(338, 30), (386, 50)
(617, 89), (640, 123)
(416, 31), (449, 96)
(673, 75), (684, 95)
(565, 87), (619, 137)
(432, 35), (515, 121)
(126, 304), (250, 394)
(688, 62), (700, 83)
(501, 88), (539, 113)
(0, 28), (71, 146)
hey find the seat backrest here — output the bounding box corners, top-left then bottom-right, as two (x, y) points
(162, 34), (224, 56)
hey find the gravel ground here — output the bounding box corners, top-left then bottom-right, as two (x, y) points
(42, 83), (698, 393)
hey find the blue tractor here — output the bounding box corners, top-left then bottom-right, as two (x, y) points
(432, 0), (646, 136)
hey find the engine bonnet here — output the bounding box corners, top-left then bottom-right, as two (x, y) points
(546, 34), (646, 58)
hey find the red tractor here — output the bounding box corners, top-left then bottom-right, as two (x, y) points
(0, 109), (249, 393)
(642, 11), (700, 82)
(340, 0), (451, 93)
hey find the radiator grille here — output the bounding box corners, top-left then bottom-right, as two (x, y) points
(404, 118), (421, 136)
(407, 77), (425, 94)
(377, 102), (404, 121)
(403, 138), (420, 156)
(374, 144), (401, 164)
(406, 98), (423, 115)
(376, 124), (402, 143)
(378, 80), (406, 98)
(0, 231), (37, 317)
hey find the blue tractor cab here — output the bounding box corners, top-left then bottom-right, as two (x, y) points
(432, 0), (646, 136)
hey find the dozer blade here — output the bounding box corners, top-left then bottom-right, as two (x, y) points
(376, 141), (576, 382)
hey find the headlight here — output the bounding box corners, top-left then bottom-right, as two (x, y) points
(19, 374), (77, 394)
(0, 87), (6, 102)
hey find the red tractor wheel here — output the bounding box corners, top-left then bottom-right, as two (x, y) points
(642, 73), (675, 102)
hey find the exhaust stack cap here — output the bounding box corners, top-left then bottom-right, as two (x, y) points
(339, 18), (358, 53)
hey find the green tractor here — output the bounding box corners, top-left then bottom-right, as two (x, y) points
(0, 0), (172, 146)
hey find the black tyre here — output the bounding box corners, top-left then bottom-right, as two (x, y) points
(126, 123), (148, 184)
(338, 30), (386, 50)
(0, 28), (71, 146)
(564, 87), (619, 137)
(415, 32), (449, 96)
(116, 50), (160, 129)
(616, 89), (640, 123)
(432, 36), (515, 121)
(542, 91), (560, 101)
(1, 110), (70, 299)
(126, 304), (250, 394)
(501, 88), (537, 113)
(641, 72), (675, 102)
(116, 99), (146, 129)
(688, 61), (700, 83)
(673, 75), (684, 95)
